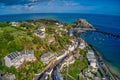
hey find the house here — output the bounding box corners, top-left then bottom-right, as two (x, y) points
(93, 77), (106, 80)
(0, 71), (16, 80)
(4, 50), (36, 69)
(58, 24), (64, 27)
(79, 42), (86, 49)
(47, 34), (55, 43)
(78, 38), (86, 49)
(40, 52), (55, 64)
(38, 27), (45, 32)
(34, 31), (45, 38)
(86, 50), (98, 68)
(68, 45), (75, 51)
(56, 50), (68, 60)
(83, 69), (94, 78)
(64, 29), (68, 34)
(5, 73), (16, 80)
(34, 27), (46, 38)
(87, 54), (96, 61)
(90, 60), (97, 68)
(74, 42), (78, 48)
(74, 49), (80, 58)
(71, 39), (78, 48)
(86, 50), (96, 60)
(66, 44), (76, 52)
(59, 54), (75, 71)
(11, 22), (19, 26)
(55, 22), (64, 27)
(68, 28), (73, 36)
(57, 32), (62, 37)
(65, 55), (75, 64)
(66, 39), (78, 52)
(48, 37), (55, 43)
(87, 50), (94, 54)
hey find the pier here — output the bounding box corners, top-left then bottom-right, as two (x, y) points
(76, 28), (120, 38)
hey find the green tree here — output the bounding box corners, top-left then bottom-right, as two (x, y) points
(3, 31), (14, 41)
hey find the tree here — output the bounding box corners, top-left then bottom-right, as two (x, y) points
(7, 41), (22, 52)
(3, 31), (14, 41)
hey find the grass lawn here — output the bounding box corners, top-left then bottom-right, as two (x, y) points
(68, 58), (88, 80)
(61, 49), (88, 80)
(61, 57), (88, 80)
(2, 26), (18, 32)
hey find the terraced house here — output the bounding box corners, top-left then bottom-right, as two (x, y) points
(4, 50), (36, 69)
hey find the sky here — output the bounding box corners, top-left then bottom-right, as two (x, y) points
(0, 0), (120, 15)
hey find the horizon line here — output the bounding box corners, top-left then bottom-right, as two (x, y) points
(0, 12), (120, 17)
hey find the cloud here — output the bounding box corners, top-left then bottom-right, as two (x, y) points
(47, 0), (80, 7)
(0, 0), (51, 6)
(0, 0), (96, 13)
(0, 0), (119, 15)
(0, 0), (80, 7)
(61, 0), (80, 6)
(0, 0), (55, 10)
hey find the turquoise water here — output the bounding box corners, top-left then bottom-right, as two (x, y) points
(0, 13), (120, 75)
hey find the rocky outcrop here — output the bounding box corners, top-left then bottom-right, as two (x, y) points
(75, 19), (93, 28)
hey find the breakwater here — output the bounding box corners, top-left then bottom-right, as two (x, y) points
(88, 30), (120, 39)
(76, 28), (120, 39)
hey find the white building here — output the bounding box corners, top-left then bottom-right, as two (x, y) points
(87, 54), (96, 61)
(38, 27), (45, 32)
(65, 55), (75, 64)
(78, 38), (86, 49)
(69, 31), (73, 36)
(56, 23), (64, 27)
(0, 72), (16, 80)
(90, 60), (97, 68)
(34, 31), (46, 38)
(4, 50), (36, 69)
(59, 55), (75, 71)
(67, 39), (78, 52)
(34, 27), (46, 38)
(64, 29), (68, 34)
(40, 52), (55, 64)
(79, 42), (86, 49)
(66, 44), (75, 52)
(93, 77), (105, 80)
(56, 50), (68, 60)
(68, 28), (74, 36)
(67, 45), (75, 52)
(11, 22), (19, 26)
(86, 50), (98, 68)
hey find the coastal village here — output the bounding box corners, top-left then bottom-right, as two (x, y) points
(0, 19), (117, 80)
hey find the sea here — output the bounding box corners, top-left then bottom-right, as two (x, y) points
(0, 13), (120, 75)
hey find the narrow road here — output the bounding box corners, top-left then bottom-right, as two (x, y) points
(37, 55), (67, 80)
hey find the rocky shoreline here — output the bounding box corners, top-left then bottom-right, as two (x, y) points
(73, 19), (120, 80)
(80, 40), (120, 80)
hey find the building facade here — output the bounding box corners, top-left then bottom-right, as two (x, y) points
(40, 52), (55, 64)
(86, 50), (97, 68)
(4, 50), (36, 69)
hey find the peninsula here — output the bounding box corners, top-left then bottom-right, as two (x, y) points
(0, 18), (119, 80)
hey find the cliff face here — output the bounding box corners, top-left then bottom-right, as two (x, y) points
(75, 19), (93, 28)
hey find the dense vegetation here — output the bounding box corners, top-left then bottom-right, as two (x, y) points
(0, 19), (74, 80)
